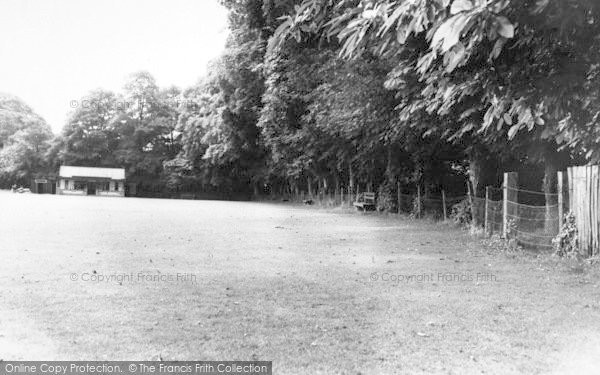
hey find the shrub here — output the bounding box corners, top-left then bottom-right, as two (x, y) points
(552, 211), (579, 258)
(450, 199), (471, 226)
(506, 218), (518, 239)
(410, 194), (424, 218)
(377, 181), (397, 213)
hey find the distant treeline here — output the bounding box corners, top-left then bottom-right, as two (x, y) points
(1, 1), (599, 211)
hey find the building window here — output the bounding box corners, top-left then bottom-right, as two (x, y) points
(114, 182), (120, 191)
(74, 181), (86, 190)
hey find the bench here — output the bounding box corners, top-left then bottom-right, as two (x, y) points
(353, 192), (376, 211)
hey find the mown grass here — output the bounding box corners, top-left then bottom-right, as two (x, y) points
(0, 192), (599, 374)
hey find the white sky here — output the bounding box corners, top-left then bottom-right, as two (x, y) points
(0, 0), (229, 133)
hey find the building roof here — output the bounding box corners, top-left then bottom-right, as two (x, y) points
(59, 166), (125, 180)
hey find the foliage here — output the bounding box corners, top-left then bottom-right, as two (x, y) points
(506, 218), (518, 239)
(410, 194), (422, 218)
(552, 211), (580, 258)
(270, 0), (600, 153)
(58, 89), (120, 167)
(50, 72), (184, 193)
(450, 198), (471, 226)
(0, 93), (53, 187)
(6, 0), (599, 207)
(269, 0), (600, 204)
(175, 25), (268, 194)
(376, 180), (397, 212)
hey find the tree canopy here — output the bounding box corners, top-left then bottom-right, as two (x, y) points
(3, 0), (599, 206)
(0, 93), (53, 186)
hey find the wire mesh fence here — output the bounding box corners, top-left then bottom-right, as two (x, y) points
(472, 185), (568, 250)
(259, 182), (566, 251)
(262, 190), (353, 207)
(485, 198), (504, 235)
(398, 192), (467, 218)
(259, 189), (469, 214)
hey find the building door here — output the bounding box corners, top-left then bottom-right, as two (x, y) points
(37, 183), (44, 194)
(87, 183), (96, 195)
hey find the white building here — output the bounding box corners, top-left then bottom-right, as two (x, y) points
(57, 166), (126, 197)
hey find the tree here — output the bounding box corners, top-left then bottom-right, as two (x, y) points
(270, 0), (600, 209)
(112, 72), (182, 190)
(58, 89), (119, 167)
(0, 93), (49, 148)
(174, 1), (286, 196)
(0, 93), (53, 186)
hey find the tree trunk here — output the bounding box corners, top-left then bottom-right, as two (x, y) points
(468, 156), (483, 198)
(386, 145), (394, 181)
(542, 152), (559, 234)
(368, 165), (373, 192)
(317, 177), (322, 197)
(467, 144), (500, 198)
(334, 173), (340, 205)
(467, 145), (500, 227)
(349, 163), (354, 194)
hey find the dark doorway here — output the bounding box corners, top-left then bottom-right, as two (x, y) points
(87, 183), (96, 195)
(37, 183), (44, 194)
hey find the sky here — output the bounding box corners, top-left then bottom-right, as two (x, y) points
(0, 0), (229, 133)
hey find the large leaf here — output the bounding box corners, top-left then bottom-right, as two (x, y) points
(431, 14), (471, 52)
(496, 16), (514, 38)
(444, 42), (466, 72)
(507, 124), (520, 139)
(450, 0), (473, 15)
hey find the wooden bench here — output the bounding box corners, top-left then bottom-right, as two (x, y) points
(353, 192), (376, 211)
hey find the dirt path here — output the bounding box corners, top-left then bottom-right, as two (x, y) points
(0, 192), (599, 373)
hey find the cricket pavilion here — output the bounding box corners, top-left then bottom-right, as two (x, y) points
(56, 166), (126, 197)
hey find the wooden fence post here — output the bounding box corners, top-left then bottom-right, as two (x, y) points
(417, 185), (422, 218)
(503, 172), (518, 238)
(442, 189), (447, 221)
(557, 171), (564, 228)
(347, 186), (351, 207)
(568, 167), (573, 211)
(397, 181), (402, 215)
(467, 180), (475, 226)
(485, 186), (490, 235)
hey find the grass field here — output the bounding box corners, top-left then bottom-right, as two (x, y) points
(1, 191), (600, 374)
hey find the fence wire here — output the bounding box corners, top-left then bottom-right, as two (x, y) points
(265, 185), (564, 251)
(398, 192), (466, 217)
(475, 186), (567, 250)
